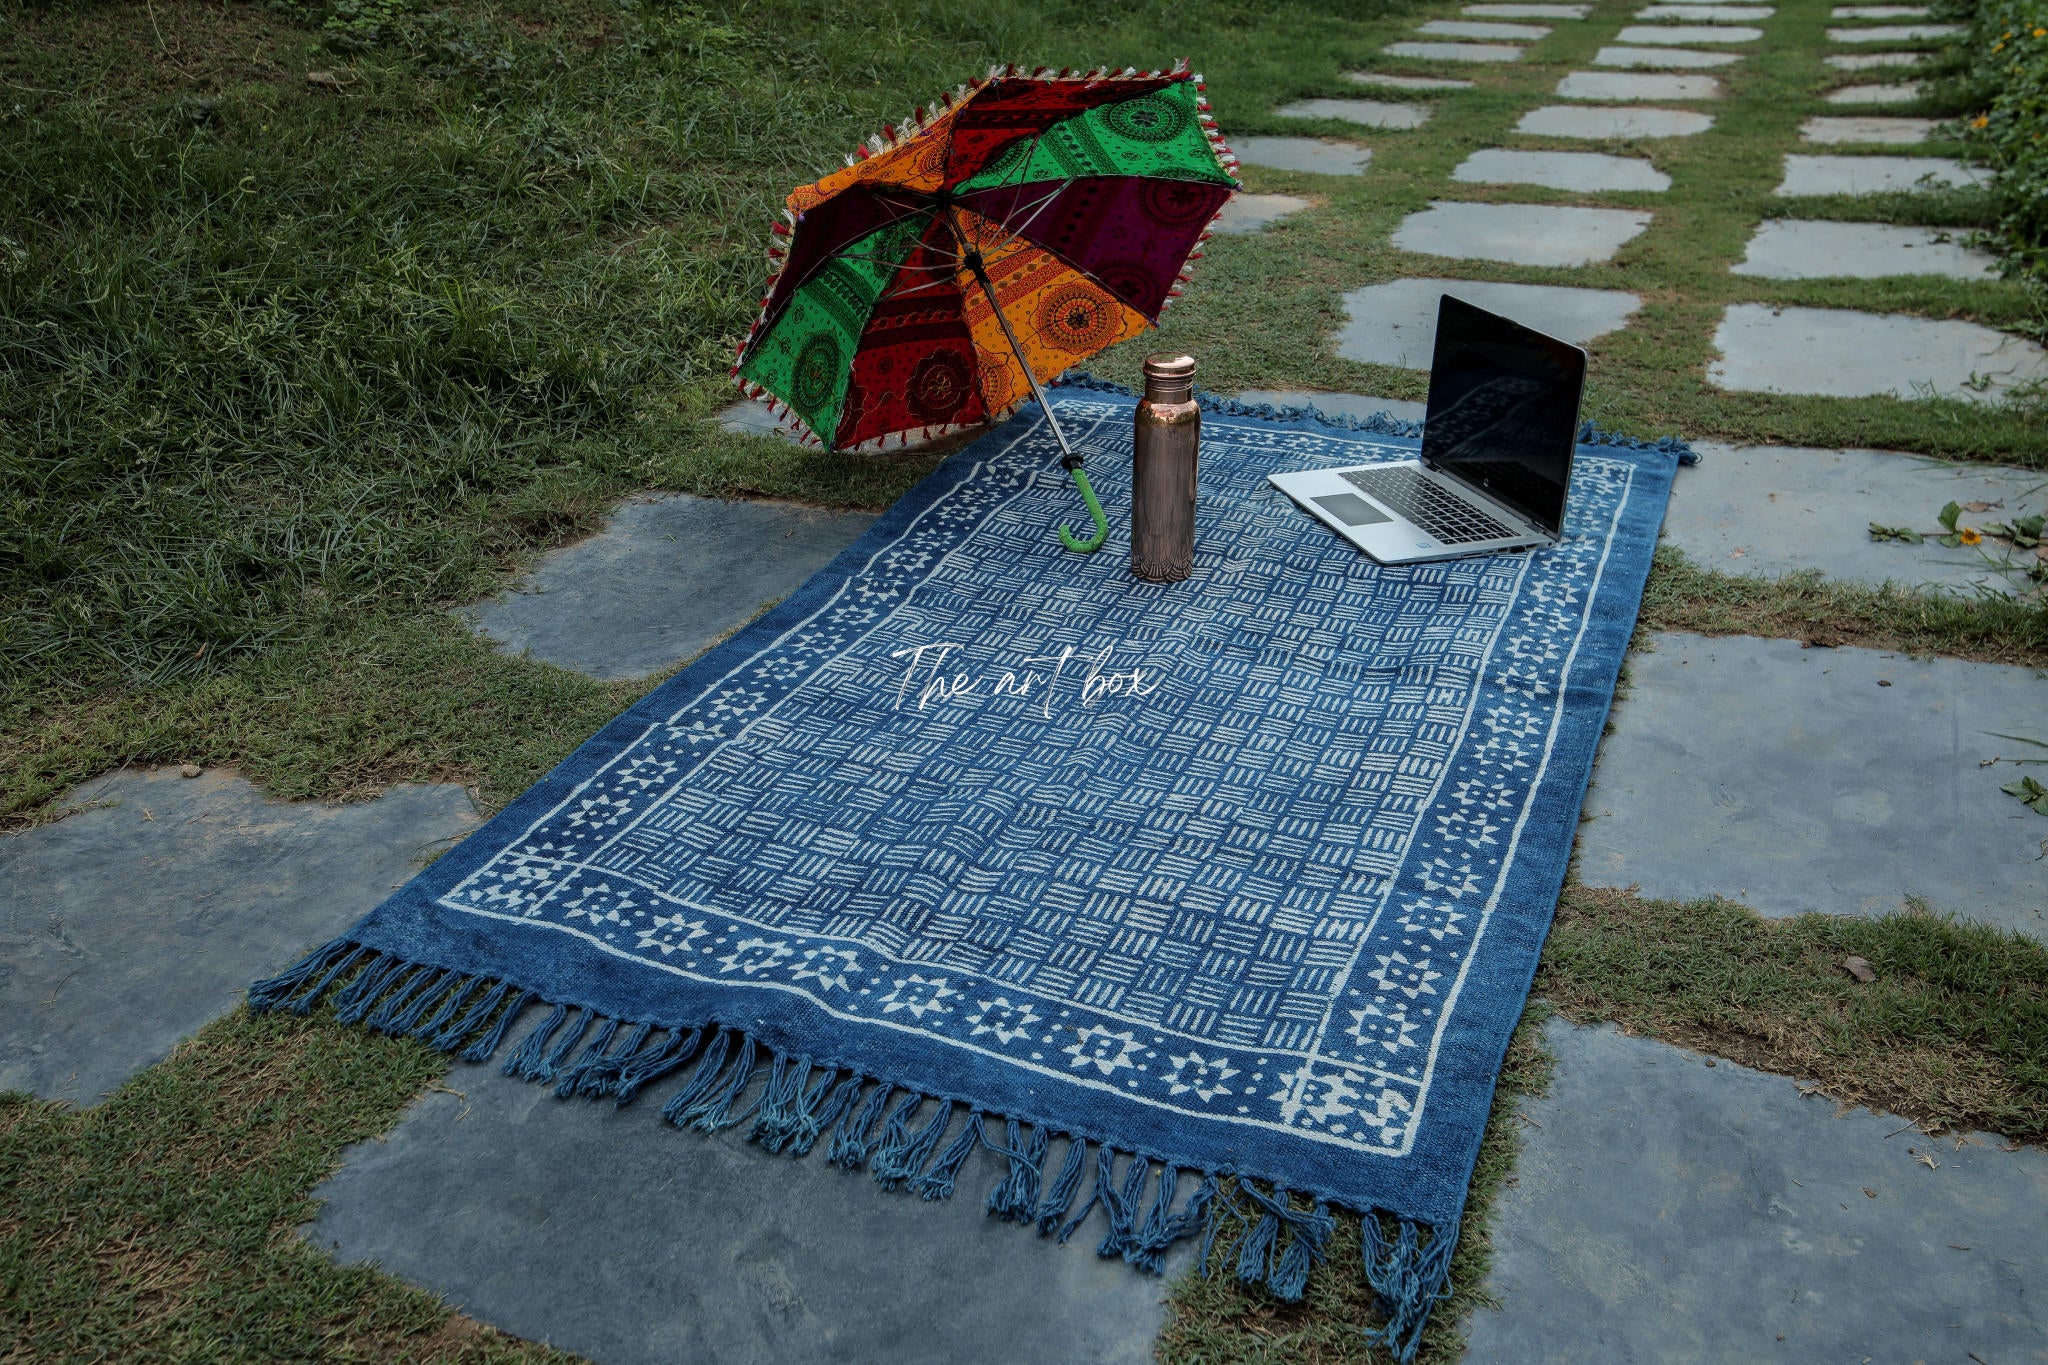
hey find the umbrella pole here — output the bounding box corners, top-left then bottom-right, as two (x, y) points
(964, 258), (1110, 555)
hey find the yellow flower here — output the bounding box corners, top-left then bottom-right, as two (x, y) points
(2035, 26), (2047, 35)
(1960, 527), (1983, 546)
(1994, 40), (2006, 50)
(1973, 114), (1990, 128)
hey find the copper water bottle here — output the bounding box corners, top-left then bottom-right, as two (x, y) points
(1131, 353), (1198, 583)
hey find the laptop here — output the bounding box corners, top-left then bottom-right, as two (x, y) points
(1267, 295), (1587, 565)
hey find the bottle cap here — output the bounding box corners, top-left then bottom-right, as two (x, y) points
(1142, 353), (1197, 403)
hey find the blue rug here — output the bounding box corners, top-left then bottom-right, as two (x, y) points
(254, 383), (1690, 1359)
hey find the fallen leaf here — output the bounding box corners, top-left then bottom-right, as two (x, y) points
(1961, 500), (2001, 513)
(1877, 679), (1892, 687)
(1862, 1187), (1877, 1198)
(306, 70), (342, 89)
(1917, 1151), (1939, 1170)
(1842, 955), (1876, 984)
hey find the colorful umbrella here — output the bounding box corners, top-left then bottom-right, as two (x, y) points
(731, 60), (1239, 551)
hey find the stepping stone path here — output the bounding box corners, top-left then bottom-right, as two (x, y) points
(1231, 136), (1373, 175)
(1827, 22), (1962, 40)
(1732, 219), (1997, 278)
(1451, 148), (1671, 191)
(463, 493), (877, 680)
(1825, 49), (1926, 67)
(1775, 152), (1991, 195)
(1386, 40), (1527, 61)
(1833, 3), (1930, 14)
(1825, 81), (1923, 104)
(1464, 1020), (2048, 1362)
(1464, 2), (1589, 16)
(1799, 114), (1938, 143)
(1515, 104), (1715, 137)
(1393, 201), (1655, 264)
(1593, 45), (1742, 68)
(1613, 22), (1763, 42)
(1660, 440), (2044, 595)
(1580, 634), (2048, 935)
(0, 769), (479, 1104)
(1231, 389), (1431, 423)
(1338, 278), (1642, 366)
(1417, 18), (1552, 39)
(1556, 69), (1722, 98)
(1348, 71), (1474, 89)
(1635, 3), (1774, 18)
(1709, 304), (2048, 403)
(1210, 192), (1312, 234)
(1276, 97), (1432, 129)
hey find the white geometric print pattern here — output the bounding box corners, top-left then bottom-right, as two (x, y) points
(440, 399), (1638, 1158)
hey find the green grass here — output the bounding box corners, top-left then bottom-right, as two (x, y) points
(4, 0), (2048, 1360)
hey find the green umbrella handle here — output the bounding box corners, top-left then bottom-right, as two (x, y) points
(1057, 466), (1110, 554)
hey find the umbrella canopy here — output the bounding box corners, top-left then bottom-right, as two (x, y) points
(732, 61), (1239, 454)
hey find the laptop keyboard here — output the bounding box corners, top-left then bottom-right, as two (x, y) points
(1339, 466), (1515, 545)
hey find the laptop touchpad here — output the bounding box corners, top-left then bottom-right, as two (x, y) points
(1312, 492), (1392, 527)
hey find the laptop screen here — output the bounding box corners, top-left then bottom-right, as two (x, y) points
(1419, 295), (1588, 537)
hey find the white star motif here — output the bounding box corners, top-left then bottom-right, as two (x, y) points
(967, 996), (1041, 1045)
(791, 947), (860, 993)
(716, 936), (793, 976)
(877, 973), (958, 1020)
(634, 913), (707, 957)
(1164, 1050), (1241, 1103)
(1063, 1024), (1143, 1077)
(1367, 951), (1443, 1001)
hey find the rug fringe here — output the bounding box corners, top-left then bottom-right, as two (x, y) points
(248, 937), (1457, 1350)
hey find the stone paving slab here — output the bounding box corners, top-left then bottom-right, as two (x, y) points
(1593, 45), (1742, 68)
(1338, 278), (1642, 367)
(1393, 201), (1654, 265)
(1210, 192), (1312, 234)
(1635, 3), (1773, 18)
(1710, 303), (2048, 403)
(1827, 22), (1962, 40)
(1418, 17), (1551, 38)
(716, 399), (802, 444)
(1732, 218), (1997, 278)
(307, 1063), (1183, 1365)
(1452, 148), (1671, 191)
(1232, 136), (1373, 175)
(1386, 40), (1527, 61)
(1825, 81), (1923, 104)
(462, 493), (877, 681)
(0, 769), (479, 1104)
(1824, 49), (1927, 67)
(1516, 104), (1714, 137)
(1231, 389), (1431, 423)
(1577, 632), (2048, 936)
(1661, 438), (2046, 594)
(1798, 113), (1937, 143)
(1613, 22), (1763, 42)
(1275, 97), (1432, 130)
(1465, 2), (1590, 16)
(1463, 1018), (2048, 1364)
(1774, 152), (1991, 195)
(1557, 70), (1724, 99)
(1833, 2), (1930, 14)
(1348, 71), (1475, 89)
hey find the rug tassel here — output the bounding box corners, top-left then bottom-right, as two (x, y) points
(459, 988), (531, 1062)
(247, 938), (360, 1013)
(1128, 1168), (1217, 1273)
(552, 1018), (623, 1098)
(1035, 1135), (1089, 1236)
(794, 1073), (861, 1157)
(909, 1110), (984, 1201)
(612, 1026), (700, 1106)
(828, 1080), (893, 1169)
(1094, 1151), (1152, 1259)
(1361, 1215), (1459, 1365)
(678, 1036), (760, 1132)
(425, 979), (505, 1051)
(746, 1053), (806, 1151)
(872, 1097), (952, 1190)
(985, 1119), (1047, 1224)
(370, 967), (450, 1034)
(501, 1002), (570, 1079)
(409, 975), (482, 1044)
(661, 1028), (735, 1125)
(1055, 1142), (1113, 1244)
(332, 957), (405, 1024)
